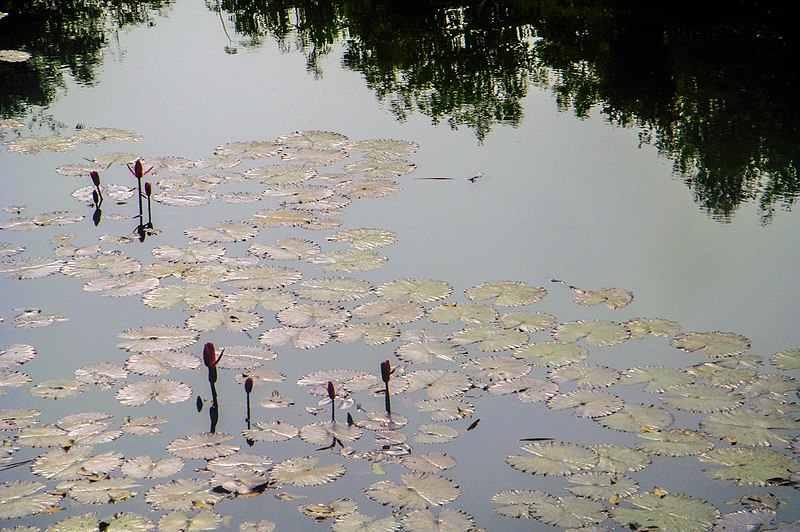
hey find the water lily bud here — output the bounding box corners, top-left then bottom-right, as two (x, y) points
(90, 170), (100, 187)
(326, 381), (336, 400)
(203, 342), (217, 368)
(245, 377), (254, 394)
(145, 182), (152, 197)
(134, 159), (144, 178)
(381, 360), (391, 383)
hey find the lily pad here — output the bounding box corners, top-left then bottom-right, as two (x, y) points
(427, 302), (497, 325)
(115, 380), (192, 406)
(547, 390), (624, 418)
(571, 286), (634, 309)
(506, 441), (597, 476)
(636, 428), (715, 457)
(700, 410), (800, 446)
(553, 319), (630, 347)
(513, 341), (589, 367)
(465, 281), (546, 307)
(612, 492), (719, 532)
(269, 456), (345, 487)
(672, 331), (751, 358)
(364, 474), (459, 509)
(166, 433), (238, 460)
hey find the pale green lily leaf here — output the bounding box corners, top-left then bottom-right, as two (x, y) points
(101, 512), (155, 531)
(225, 289), (295, 311)
(344, 156), (415, 178)
(549, 363), (619, 388)
(461, 356), (531, 381)
(598, 403), (674, 432)
(159, 510), (222, 531)
(11, 308), (69, 328)
(450, 326), (528, 351)
(376, 278), (452, 303)
(215, 139), (280, 158)
(426, 302), (497, 325)
(571, 286), (633, 310)
(414, 424), (458, 444)
(672, 331), (751, 357)
(153, 188), (216, 206)
(513, 341), (588, 366)
(364, 474), (459, 509)
(465, 281), (546, 307)
(56, 477), (139, 504)
(248, 238), (320, 260)
(401, 508), (474, 532)
(216, 345), (276, 370)
(117, 325), (198, 352)
(125, 351), (200, 376)
(0, 257), (64, 279)
(625, 317), (681, 339)
(225, 264), (302, 289)
(352, 300), (424, 325)
(142, 283), (222, 309)
(713, 509), (777, 532)
(402, 453), (456, 473)
(243, 420), (298, 442)
(415, 398), (474, 421)
(401, 370), (472, 400)
(4, 134), (77, 153)
(299, 421), (363, 445)
(259, 326), (330, 349)
(591, 444), (651, 473)
(74, 127), (141, 143)
(83, 273), (160, 297)
(687, 361), (756, 388)
(121, 456), (184, 478)
(635, 428), (714, 457)
(547, 390), (624, 418)
(0, 241), (25, 257)
(29, 379), (85, 399)
(185, 220), (258, 242)
(771, 349), (800, 370)
(700, 410), (800, 446)
(282, 147), (348, 165)
(278, 130), (348, 149)
(532, 494), (607, 528)
(167, 433), (238, 460)
(245, 164), (315, 185)
(115, 380), (192, 406)
(567, 472), (639, 500)
(506, 442), (597, 476)
(612, 492), (720, 532)
(296, 277), (373, 302)
(395, 340), (466, 364)
(276, 303), (350, 328)
(300, 498), (358, 519)
(264, 184), (334, 204)
(205, 453), (273, 477)
(185, 309), (263, 332)
(49, 512), (99, 532)
(348, 138), (418, 158)
(621, 365), (694, 392)
(337, 178), (401, 199)
(145, 479), (224, 511)
(742, 373), (797, 400)
(492, 489), (555, 518)
(328, 228), (397, 250)
(0, 480), (63, 518)
(554, 319), (630, 347)
(31, 446), (122, 480)
(152, 242), (226, 263)
(61, 251), (141, 279)
(499, 311), (557, 332)
(251, 208), (315, 226)
(269, 456), (346, 487)
(0, 343), (36, 369)
(699, 447), (800, 485)
(309, 249), (387, 272)
(661, 383), (743, 413)
(487, 376), (559, 402)
(0, 370), (30, 389)
(331, 511), (398, 532)
(335, 323), (399, 345)
(120, 416), (168, 435)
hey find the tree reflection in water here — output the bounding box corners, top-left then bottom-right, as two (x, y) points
(1, 0), (797, 222)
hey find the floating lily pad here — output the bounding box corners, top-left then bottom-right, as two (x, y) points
(121, 456), (184, 478)
(506, 442), (597, 476)
(269, 456), (345, 487)
(120, 416), (168, 435)
(186, 309), (263, 332)
(117, 326), (198, 352)
(115, 380), (192, 406)
(0, 480), (62, 518)
(499, 311), (557, 332)
(125, 351), (200, 376)
(492, 489), (555, 518)
(145, 478), (224, 511)
(0, 257), (64, 279)
(167, 433), (238, 460)
(450, 326), (528, 351)
(548, 363), (619, 388)
(248, 238), (320, 260)
(12, 308), (69, 329)
(300, 498), (358, 520)
(331, 511), (398, 532)
(414, 424), (458, 444)
(345, 156), (416, 178)
(56, 477), (139, 504)
(701, 409), (800, 446)
(547, 390), (624, 418)
(531, 494), (607, 528)
(395, 339), (466, 364)
(621, 365), (694, 393)
(553, 319), (630, 347)
(771, 349), (800, 370)
(224, 289), (295, 311)
(365, 474), (459, 509)
(29, 379), (85, 399)
(427, 302), (497, 325)
(216, 345), (276, 370)
(4, 134), (77, 153)
(309, 249), (387, 272)
(598, 403), (674, 432)
(185, 220), (259, 242)
(672, 331), (751, 358)
(567, 472), (639, 500)
(83, 273), (160, 297)
(300, 421), (363, 445)
(0, 343), (36, 369)
(158, 510), (222, 531)
(661, 383), (743, 413)
(335, 323), (399, 345)
(461, 356), (530, 381)
(74, 362), (128, 389)
(401, 370), (472, 400)
(348, 138), (418, 158)
(636, 428), (714, 457)
(337, 178), (400, 198)
(296, 277), (372, 302)
(352, 300), (424, 325)
(61, 251), (141, 279)
(612, 492), (719, 532)
(591, 444), (651, 473)
(571, 286), (634, 309)
(465, 281), (546, 307)
(625, 317), (681, 339)
(142, 283), (222, 310)
(259, 326), (330, 349)
(402, 453), (456, 473)
(513, 341), (589, 367)
(216, 139), (281, 158)
(487, 376), (559, 402)
(243, 420), (299, 442)
(31, 446), (123, 480)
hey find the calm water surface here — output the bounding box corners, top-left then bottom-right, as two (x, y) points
(1, 1), (798, 530)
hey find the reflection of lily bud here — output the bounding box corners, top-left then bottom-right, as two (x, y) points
(245, 377), (254, 394)
(92, 190), (99, 206)
(90, 170), (100, 188)
(381, 360), (391, 383)
(145, 181), (152, 197)
(327, 381), (336, 400)
(203, 342), (221, 368)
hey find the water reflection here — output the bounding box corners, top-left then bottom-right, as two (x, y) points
(1, 1), (797, 221)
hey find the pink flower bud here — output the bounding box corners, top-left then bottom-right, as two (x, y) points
(244, 377), (254, 394)
(381, 360), (391, 383)
(203, 342), (218, 368)
(144, 182), (152, 197)
(90, 171), (100, 187)
(326, 381), (336, 400)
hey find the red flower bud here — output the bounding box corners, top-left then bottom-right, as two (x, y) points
(244, 377), (254, 394)
(326, 381), (336, 400)
(144, 182), (152, 197)
(134, 160), (143, 178)
(90, 171), (100, 187)
(381, 360), (391, 383)
(203, 342), (218, 368)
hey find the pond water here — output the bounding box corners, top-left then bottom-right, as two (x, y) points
(1, 1), (798, 530)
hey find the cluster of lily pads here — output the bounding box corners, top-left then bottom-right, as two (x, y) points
(0, 125), (798, 531)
